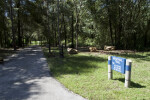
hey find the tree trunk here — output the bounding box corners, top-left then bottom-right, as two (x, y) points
(75, 4), (79, 50)
(54, 27), (57, 46)
(60, 14), (63, 38)
(10, 0), (16, 51)
(71, 14), (74, 48)
(17, 0), (22, 47)
(49, 39), (51, 53)
(144, 20), (150, 47)
(133, 32), (137, 49)
(4, 30), (7, 48)
(57, 0), (62, 57)
(106, 0), (114, 46)
(117, 0), (123, 49)
(47, 1), (51, 53)
(62, 14), (67, 48)
(114, 28), (117, 46)
(64, 21), (67, 48)
(21, 23), (24, 47)
(108, 15), (114, 46)
(3, 0), (7, 48)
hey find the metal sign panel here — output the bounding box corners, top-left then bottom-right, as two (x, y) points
(111, 56), (126, 74)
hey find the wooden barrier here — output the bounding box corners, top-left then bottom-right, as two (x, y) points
(104, 46), (115, 51)
(89, 47), (97, 52)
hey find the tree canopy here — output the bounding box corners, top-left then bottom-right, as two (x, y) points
(0, 0), (150, 50)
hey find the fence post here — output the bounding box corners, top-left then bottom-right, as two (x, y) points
(125, 59), (132, 88)
(108, 56), (112, 80)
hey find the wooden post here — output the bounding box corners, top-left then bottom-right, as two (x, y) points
(125, 59), (132, 88)
(108, 56), (112, 80)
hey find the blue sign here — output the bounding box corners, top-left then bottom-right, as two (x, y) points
(111, 56), (126, 74)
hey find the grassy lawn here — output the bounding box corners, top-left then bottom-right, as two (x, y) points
(43, 47), (150, 100)
(30, 41), (41, 46)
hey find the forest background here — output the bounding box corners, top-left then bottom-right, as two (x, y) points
(0, 0), (150, 51)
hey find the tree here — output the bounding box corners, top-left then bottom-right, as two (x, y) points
(10, 0), (16, 51)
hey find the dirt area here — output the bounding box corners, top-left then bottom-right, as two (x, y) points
(98, 50), (136, 55)
(77, 47), (136, 55)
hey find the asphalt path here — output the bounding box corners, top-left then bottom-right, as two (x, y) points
(0, 46), (86, 100)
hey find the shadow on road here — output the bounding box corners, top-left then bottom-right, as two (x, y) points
(0, 46), (50, 100)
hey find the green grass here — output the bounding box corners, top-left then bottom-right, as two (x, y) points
(43, 48), (150, 100)
(30, 41), (41, 45)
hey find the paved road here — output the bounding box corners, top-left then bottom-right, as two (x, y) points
(0, 46), (86, 100)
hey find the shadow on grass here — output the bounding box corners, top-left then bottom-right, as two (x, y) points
(146, 53), (150, 56)
(47, 54), (107, 77)
(114, 78), (146, 88)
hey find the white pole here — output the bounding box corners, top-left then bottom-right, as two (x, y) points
(108, 56), (112, 80)
(125, 59), (132, 88)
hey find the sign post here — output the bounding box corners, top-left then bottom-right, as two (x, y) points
(108, 56), (112, 80)
(125, 60), (132, 88)
(108, 56), (132, 88)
